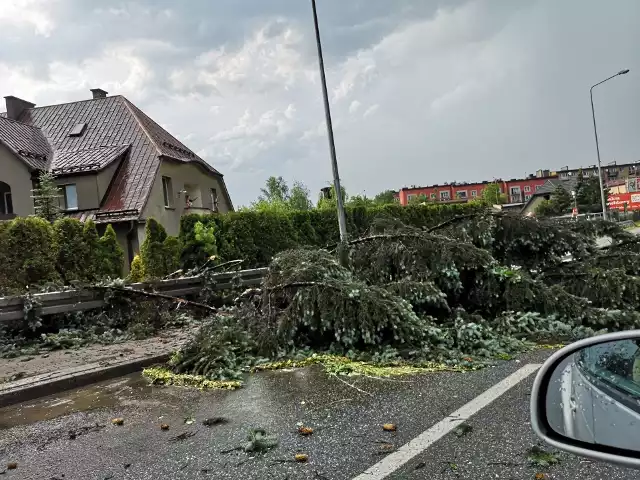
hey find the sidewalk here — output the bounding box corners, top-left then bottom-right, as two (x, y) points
(0, 326), (196, 407)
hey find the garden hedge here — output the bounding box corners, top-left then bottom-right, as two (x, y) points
(179, 203), (483, 269)
(0, 217), (124, 294)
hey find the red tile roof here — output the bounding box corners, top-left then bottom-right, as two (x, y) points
(11, 95), (232, 221)
(0, 116), (51, 170)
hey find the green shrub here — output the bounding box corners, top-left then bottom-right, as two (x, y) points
(140, 218), (168, 279)
(54, 218), (90, 283)
(98, 224), (124, 278)
(128, 255), (145, 283)
(83, 220), (101, 281)
(179, 203), (482, 269)
(4, 216), (59, 288)
(163, 236), (182, 275)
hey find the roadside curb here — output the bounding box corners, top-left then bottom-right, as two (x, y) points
(0, 353), (170, 408)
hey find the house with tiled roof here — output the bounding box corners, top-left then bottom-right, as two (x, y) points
(0, 89), (233, 268)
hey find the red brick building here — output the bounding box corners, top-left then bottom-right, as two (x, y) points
(397, 175), (555, 206)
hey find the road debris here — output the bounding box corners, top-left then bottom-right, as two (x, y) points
(184, 416), (195, 425)
(160, 423), (170, 430)
(297, 425), (314, 436)
(6, 462), (17, 470)
(295, 453), (309, 463)
(244, 428), (279, 453)
(202, 417), (228, 426)
(453, 423), (473, 438)
(169, 431), (196, 442)
(527, 445), (560, 467)
(111, 418), (124, 426)
(382, 423), (397, 432)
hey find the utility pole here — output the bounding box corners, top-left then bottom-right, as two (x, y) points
(310, 0), (348, 241)
(590, 69), (630, 220)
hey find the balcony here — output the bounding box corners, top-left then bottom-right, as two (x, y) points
(183, 206), (215, 216)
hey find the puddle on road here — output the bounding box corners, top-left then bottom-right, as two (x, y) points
(0, 373), (156, 429)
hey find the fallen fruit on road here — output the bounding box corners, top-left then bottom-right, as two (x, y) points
(295, 453), (309, 463)
(160, 424), (170, 430)
(382, 423), (397, 432)
(298, 426), (314, 436)
(7, 462), (17, 470)
(111, 418), (124, 426)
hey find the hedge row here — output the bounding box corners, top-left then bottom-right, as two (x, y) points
(0, 217), (124, 294)
(179, 203), (482, 269)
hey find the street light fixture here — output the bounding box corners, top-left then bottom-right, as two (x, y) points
(590, 68), (630, 221)
(310, 0), (348, 242)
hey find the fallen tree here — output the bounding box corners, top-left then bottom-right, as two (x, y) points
(165, 212), (640, 384)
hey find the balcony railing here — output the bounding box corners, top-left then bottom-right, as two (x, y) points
(183, 206), (216, 215)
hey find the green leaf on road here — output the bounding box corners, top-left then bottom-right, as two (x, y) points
(527, 446), (560, 467)
(453, 423), (473, 438)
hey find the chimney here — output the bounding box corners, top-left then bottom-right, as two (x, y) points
(4, 96), (35, 120)
(90, 88), (108, 99)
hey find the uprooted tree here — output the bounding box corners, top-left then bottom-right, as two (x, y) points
(165, 210), (640, 383)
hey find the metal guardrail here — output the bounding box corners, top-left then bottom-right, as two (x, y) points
(0, 268), (267, 324)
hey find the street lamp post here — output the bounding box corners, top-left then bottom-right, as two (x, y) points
(590, 69), (629, 221)
(310, 0), (348, 242)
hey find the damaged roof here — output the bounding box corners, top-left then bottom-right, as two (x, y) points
(7, 95), (231, 221)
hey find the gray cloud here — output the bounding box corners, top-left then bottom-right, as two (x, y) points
(0, 0), (638, 206)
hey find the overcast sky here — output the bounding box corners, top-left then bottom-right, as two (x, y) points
(1, 0), (638, 206)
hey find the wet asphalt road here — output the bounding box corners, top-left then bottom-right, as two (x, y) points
(0, 349), (639, 480)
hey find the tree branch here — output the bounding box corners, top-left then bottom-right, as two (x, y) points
(90, 285), (217, 313)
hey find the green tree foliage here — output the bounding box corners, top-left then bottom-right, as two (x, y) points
(98, 224), (124, 278)
(179, 202), (483, 269)
(481, 183), (507, 206)
(288, 182), (313, 211)
(575, 175), (607, 213)
(32, 171), (62, 223)
(140, 218), (168, 279)
(163, 236), (182, 275)
(408, 194), (429, 205)
(53, 218), (89, 283)
(128, 255), (145, 283)
(3, 216), (59, 288)
(259, 176), (289, 203)
(317, 184), (347, 209)
(373, 190), (398, 205)
(346, 195), (374, 208)
(535, 186), (573, 217)
(251, 177), (312, 212)
(82, 220), (101, 281)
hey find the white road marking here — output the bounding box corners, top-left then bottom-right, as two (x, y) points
(352, 363), (542, 480)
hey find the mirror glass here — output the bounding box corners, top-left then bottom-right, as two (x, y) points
(546, 339), (640, 452)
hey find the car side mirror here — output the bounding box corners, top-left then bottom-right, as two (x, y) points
(531, 331), (640, 469)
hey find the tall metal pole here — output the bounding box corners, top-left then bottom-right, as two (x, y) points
(311, 0), (348, 241)
(589, 70), (630, 221)
(590, 86), (608, 220)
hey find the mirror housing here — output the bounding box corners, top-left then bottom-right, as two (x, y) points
(531, 330), (640, 469)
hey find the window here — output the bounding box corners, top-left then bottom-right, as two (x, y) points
(68, 123), (87, 137)
(525, 194), (532, 201)
(430, 193), (436, 199)
(407, 194), (416, 202)
(456, 190), (467, 199)
(577, 340), (640, 400)
(535, 185), (542, 191)
(162, 176), (173, 208)
(524, 186), (531, 193)
(4, 192), (12, 214)
(471, 190), (477, 198)
(210, 188), (219, 212)
(440, 191), (450, 200)
(510, 186), (521, 195)
(61, 184), (78, 210)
